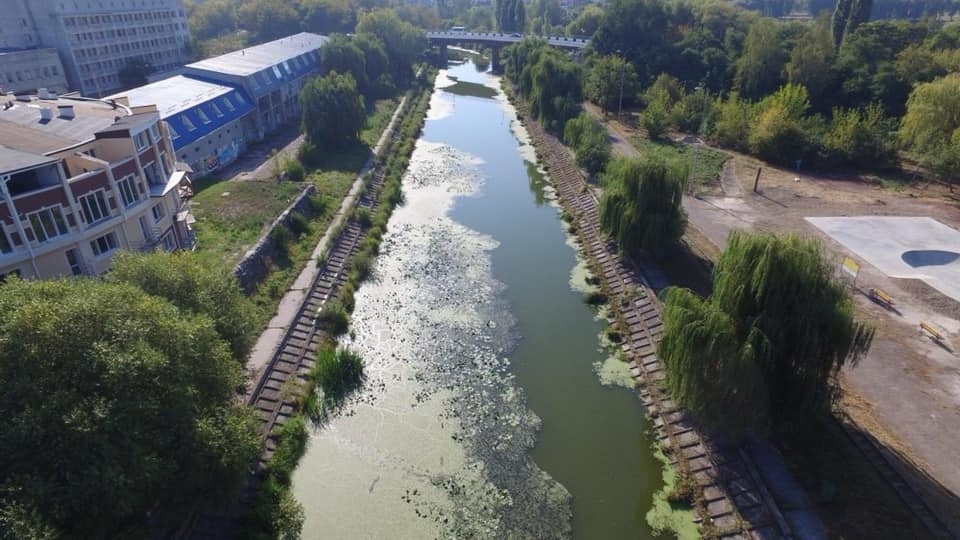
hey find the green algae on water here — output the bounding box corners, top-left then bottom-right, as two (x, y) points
(646, 446), (700, 539)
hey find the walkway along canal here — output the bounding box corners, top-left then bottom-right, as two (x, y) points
(291, 61), (674, 537)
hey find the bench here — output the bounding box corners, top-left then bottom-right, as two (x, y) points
(869, 288), (895, 308)
(920, 321), (944, 342)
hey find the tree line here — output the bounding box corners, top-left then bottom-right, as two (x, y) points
(577, 0), (960, 179)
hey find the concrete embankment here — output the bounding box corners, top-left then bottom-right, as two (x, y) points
(515, 101), (810, 538)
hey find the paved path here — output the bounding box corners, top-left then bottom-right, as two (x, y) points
(244, 96), (409, 380)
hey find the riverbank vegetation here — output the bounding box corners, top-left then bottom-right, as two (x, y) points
(241, 70), (436, 538)
(659, 232), (874, 436)
(0, 254), (261, 538)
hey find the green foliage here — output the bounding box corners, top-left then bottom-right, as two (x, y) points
(823, 103), (898, 170)
(563, 113), (611, 174)
(670, 86), (716, 134)
(900, 73), (960, 178)
(356, 9), (426, 85)
(243, 417), (307, 540)
(0, 278), (259, 537)
(495, 0), (526, 33)
(734, 18), (789, 100)
(108, 251), (258, 361)
(283, 158), (305, 182)
(599, 156), (686, 256)
(710, 92), (754, 152)
(508, 41), (582, 132)
(641, 97), (670, 140)
(316, 299), (350, 336)
(300, 71), (366, 148)
(311, 346), (365, 410)
(584, 55), (639, 114)
(659, 232), (875, 436)
(748, 84), (816, 164)
(288, 212), (311, 238)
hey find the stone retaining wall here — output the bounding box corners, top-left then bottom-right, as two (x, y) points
(233, 184), (317, 294)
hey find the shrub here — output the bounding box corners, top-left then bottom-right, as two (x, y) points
(288, 212), (310, 238)
(284, 159), (305, 182)
(316, 300), (349, 336)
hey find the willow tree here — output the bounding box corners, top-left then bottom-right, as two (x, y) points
(658, 232), (874, 436)
(599, 156), (686, 256)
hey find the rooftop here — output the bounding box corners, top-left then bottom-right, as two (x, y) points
(0, 145), (58, 174)
(107, 76), (236, 118)
(0, 95), (127, 155)
(185, 32), (327, 77)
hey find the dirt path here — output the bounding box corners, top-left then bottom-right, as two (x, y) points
(588, 106), (960, 535)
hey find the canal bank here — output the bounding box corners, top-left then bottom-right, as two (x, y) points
(508, 85), (819, 538)
(291, 60), (671, 538)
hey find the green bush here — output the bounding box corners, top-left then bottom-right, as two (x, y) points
(270, 225), (293, 253)
(316, 300), (349, 336)
(288, 212), (310, 238)
(284, 159), (305, 182)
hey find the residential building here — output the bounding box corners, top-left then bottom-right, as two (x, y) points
(182, 33), (327, 140)
(108, 76), (256, 177)
(0, 93), (195, 281)
(5, 0), (190, 97)
(0, 49), (68, 95)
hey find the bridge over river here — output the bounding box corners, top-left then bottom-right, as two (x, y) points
(426, 31), (589, 71)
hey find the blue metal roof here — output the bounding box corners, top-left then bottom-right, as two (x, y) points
(107, 75), (255, 150)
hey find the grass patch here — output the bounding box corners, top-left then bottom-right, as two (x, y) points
(629, 135), (728, 190)
(190, 180), (305, 263)
(362, 98), (401, 147)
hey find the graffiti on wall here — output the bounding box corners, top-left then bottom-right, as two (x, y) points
(190, 140), (241, 176)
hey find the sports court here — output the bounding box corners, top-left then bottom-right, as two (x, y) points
(806, 216), (960, 303)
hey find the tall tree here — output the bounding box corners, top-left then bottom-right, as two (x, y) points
(584, 55), (639, 114)
(300, 71), (366, 148)
(900, 73), (960, 179)
(496, 0), (526, 33)
(599, 156), (686, 255)
(0, 278), (260, 538)
(107, 251), (258, 362)
(564, 113), (612, 174)
(734, 18), (788, 100)
(356, 9), (426, 84)
(659, 232), (874, 436)
(320, 34), (370, 97)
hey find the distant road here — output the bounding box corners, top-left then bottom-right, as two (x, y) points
(425, 31), (589, 49)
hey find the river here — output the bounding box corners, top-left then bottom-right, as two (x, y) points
(291, 59), (664, 539)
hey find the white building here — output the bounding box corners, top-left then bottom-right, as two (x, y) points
(1, 0), (190, 97)
(0, 93), (195, 280)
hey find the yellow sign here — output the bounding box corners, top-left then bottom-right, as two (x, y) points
(841, 256), (860, 278)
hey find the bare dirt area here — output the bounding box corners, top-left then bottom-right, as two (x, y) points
(597, 111), (960, 535)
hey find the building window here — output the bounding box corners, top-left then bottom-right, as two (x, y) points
(28, 207), (69, 243)
(90, 231), (118, 257)
(180, 114), (196, 131)
(210, 102), (223, 117)
(151, 203), (165, 222)
(234, 92), (247, 106)
(117, 175), (140, 206)
(0, 229), (12, 254)
(161, 232), (176, 251)
(78, 189), (110, 224)
(221, 97), (235, 111)
(197, 108), (211, 124)
(168, 124), (180, 139)
(65, 248), (83, 276)
(143, 161), (163, 186)
(134, 131), (149, 151)
(149, 123), (160, 141)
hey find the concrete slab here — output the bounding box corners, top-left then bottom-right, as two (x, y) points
(806, 216), (960, 303)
